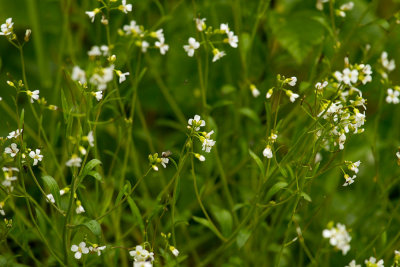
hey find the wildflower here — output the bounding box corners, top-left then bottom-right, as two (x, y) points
(60, 187), (70, 196)
(340, 2), (354, 11)
(195, 18), (206, 31)
(0, 18), (14, 36)
(123, 20), (142, 36)
(386, 88), (399, 104)
(212, 49), (226, 62)
(0, 202), (5, 216)
(46, 194), (55, 204)
(194, 153), (206, 161)
(155, 39), (169, 55)
(201, 136), (216, 153)
(225, 31), (238, 48)
(288, 77), (297, 86)
(71, 242), (89, 259)
(322, 223), (351, 255)
(335, 68), (358, 85)
(89, 65), (114, 90)
(397, 151), (400, 160)
(86, 131), (94, 147)
(263, 145), (273, 158)
(116, 70), (130, 83)
(140, 41), (149, 53)
(365, 257), (384, 267)
(27, 90), (39, 103)
(250, 84), (260, 98)
(85, 9), (100, 23)
(134, 262), (152, 267)
(360, 64), (372, 84)
(119, 0), (132, 14)
(286, 90), (299, 103)
(183, 37), (200, 57)
(343, 174), (356, 186)
(151, 29), (165, 42)
(89, 244), (106, 256)
(161, 151), (170, 168)
(75, 200), (85, 214)
(7, 129), (23, 139)
(266, 88), (273, 99)
(315, 81), (328, 91)
(345, 260), (361, 267)
(315, 152), (322, 163)
(169, 246), (179, 257)
(347, 160), (361, 173)
(93, 91), (103, 101)
(79, 146), (87, 155)
(338, 133), (346, 150)
(66, 154), (82, 167)
(100, 45), (109, 56)
(5, 143), (19, 157)
(188, 115), (205, 131)
(381, 51), (395, 72)
(29, 149), (43, 166)
(129, 245), (154, 262)
(71, 66), (87, 84)
(88, 46), (101, 57)
(220, 23), (229, 33)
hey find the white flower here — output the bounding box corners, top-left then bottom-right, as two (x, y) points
(46, 194), (55, 204)
(66, 155), (82, 167)
(5, 143), (19, 157)
(338, 133), (346, 150)
(89, 245), (106, 256)
(365, 257), (384, 267)
(161, 155), (169, 168)
(87, 131), (94, 147)
(266, 88), (273, 99)
(348, 160), (361, 173)
(155, 40), (169, 55)
(263, 145), (273, 158)
(123, 20), (142, 36)
(315, 152), (322, 163)
(340, 2), (354, 11)
(212, 49), (226, 62)
(288, 76), (297, 86)
(119, 0), (132, 14)
(169, 246), (179, 257)
(85, 9), (100, 23)
(195, 153), (206, 161)
(202, 137), (216, 153)
(220, 23), (229, 33)
(75, 200), (85, 214)
(183, 37), (200, 57)
(71, 242), (89, 259)
(134, 262), (153, 267)
(343, 174), (356, 186)
(360, 64), (373, 84)
(396, 151), (400, 159)
(250, 84), (260, 98)
(72, 66), (87, 84)
(88, 46), (101, 57)
(342, 68), (359, 85)
(286, 90), (299, 103)
(116, 70), (130, 83)
(345, 260), (361, 267)
(225, 31), (239, 48)
(322, 223), (351, 255)
(0, 18), (13, 36)
(29, 149), (43, 166)
(27, 90), (40, 103)
(188, 115), (205, 131)
(93, 91), (103, 101)
(381, 51), (395, 72)
(315, 81), (328, 91)
(386, 88), (399, 104)
(195, 18), (206, 31)
(7, 129), (23, 139)
(151, 29), (165, 42)
(129, 245), (154, 262)
(89, 65), (114, 90)
(141, 41), (149, 53)
(0, 202), (5, 216)
(100, 45), (109, 56)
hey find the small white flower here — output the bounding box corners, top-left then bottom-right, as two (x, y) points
(129, 245), (154, 262)
(195, 18), (206, 32)
(345, 259), (361, 267)
(151, 29), (165, 42)
(202, 137), (216, 153)
(7, 129), (23, 139)
(286, 90), (299, 103)
(100, 45), (109, 56)
(381, 51), (395, 72)
(250, 84), (260, 98)
(343, 174), (356, 186)
(183, 37), (200, 57)
(141, 41), (149, 53)
(169, 246), (179, 257)
(315, 81), (328, 91)
(46, 194), (55, 204)
(5, 143), (19, 157)
(29, 149), (43, 166)
(88, 46), (101, 57)
(220, 23), (229, 33)
(365, 257), (384, 267)
(288, 77), (297, 86)
(27, 90), (40, 103)
(71, 242), (89, 259)
(263, 145), (273, 158)
(195, 153), (206, 161)
(348, 160), (361, 173)
(75, 200), (85, 214)
(322, 223), (351, 255)
(0, 18), (14, 36)
(123, 20), (142, 36)
(71, 66), (87, 84)
(93, 91), (103, 101)
(396, 151), (400, 159)
(338, 133), (346, 150)
(266, 88), (273, 99)
(188, 115), (206, 131)
(134, 262), (153, 267)
(119, 0), (132, 14)
(386, 88), (400, 104)
(116, 70), (130, 83)
(161, 155), (169, 168)
(85, 9), (100, 23)
(66, 154), (82, 167)
(89, 245), (106, 256)
(87, 131), (94, 147)
(342, 68), (359, 85)
(155, 40), (169, 55)
(340, 2), (354, 11)
(212, 49), (226, 62)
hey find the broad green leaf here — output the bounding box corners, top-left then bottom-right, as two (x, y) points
(192, 216), (221, 238)
(249, 149), (265, 178)
(236, 229), (251, 248)
(265, 181), (288, 201)
(79, 159), (102, 184)
(87, 170), (102, 181)
(211, 206), (233, 237)
(41, 175), (61, 206)
(300, 192), (312, 202)
(82, 220), (102, 237)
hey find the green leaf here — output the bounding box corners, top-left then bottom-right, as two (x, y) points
(60, 89), (69, 122)
(265, 181), (288, 201)
(82, 220), (102, 237)
(236, 229), (251, 248)
(87, 170), (102, 181)
(41, 175), (61, 206)
(239, 108), (260, 124)
(79, 159), (102, 184)
(300, 192), (312, 202)
(249, 149), (265, 178)
(126, 196), (145, 232)
(192, 216), (221, 238)
(211, 206), (233, 237)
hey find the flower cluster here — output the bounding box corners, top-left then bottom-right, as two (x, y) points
(263, 131), (278, 159)
(316, 0), (354, 17)
(148, 151), (170, 171)
(342, 160), (361, 186)
(129, 245), (155, 267)
(2, 167), (19, 192)
(185, 18), (238, 62)
(86, 0), (132, 23)
(322, 222), (351, 255)
(187, 115), (216, 160)
(0, 18), (15, 39)
(266, 75), (299, 102)
(71, 241), (105, 260)
(365, 256), (384, 267)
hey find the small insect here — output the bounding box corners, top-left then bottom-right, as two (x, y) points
(162, 151), (172, 158)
